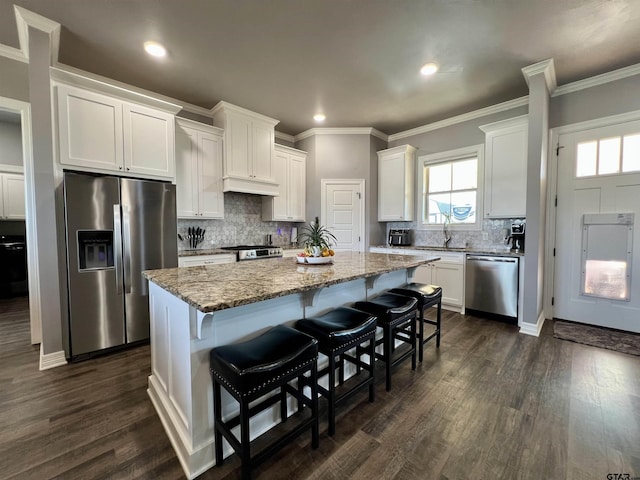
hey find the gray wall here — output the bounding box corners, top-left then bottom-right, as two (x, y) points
(275, 136), (295, 148)
(0, 56), (29, 102)
(550, 75), (640, 128)
(0, 120), (23, 166)
(299, 133), (385, 247)
(388, 105), (529, 153)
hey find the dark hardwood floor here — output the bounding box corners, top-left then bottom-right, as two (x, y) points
(1, 296), (639, 479)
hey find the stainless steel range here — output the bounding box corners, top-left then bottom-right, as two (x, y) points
(221, 245), (283, 261)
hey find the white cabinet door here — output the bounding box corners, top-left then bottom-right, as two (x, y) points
(178, 254), (236, 267)
(262, 146), (306, 221)
(1, 174), (25, 220)
(481, 116), (528, 218)
(176, 120), (224, 219)
(269, 149), (289, 220)
(57, 84), (124, 171)
(225, 112), (252, 178)
(432, 262), (463, 307)
(175, 126), (199, 218)
(378, 145), (416, 221)
(123, 103), (175, 178)
(288, 153), (306, 221)
(252, 120), (274, 182)
(198, 131), (224, 219)
(413, 265), (433, 284)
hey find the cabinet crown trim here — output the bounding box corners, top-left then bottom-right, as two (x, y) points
(51, 67), (182, 114)
(176, 117), (223, 135)
(479, 115), (528, 133)
(377, 144), (417, 156)
(275, 144), (307, 155)
(210, 101), (279, 126)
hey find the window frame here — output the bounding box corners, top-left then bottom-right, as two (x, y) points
(416, 144), (484, 231)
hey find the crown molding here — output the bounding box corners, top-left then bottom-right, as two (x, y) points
(0, 44), (27, 63)
(274, 143), (307, 155)
(51, 65), (182, 113)
(15, 6), (60, 63)
(275, 131), (295, 143)
(210, 101), (280, 126)
(294, 127), (388, 142)
(176, 116), (223, 135)
(522, 58), (557, 92)
(479, 114), (528, 133)
(388, 96), (529, 142)
(553, 62), (640, 97)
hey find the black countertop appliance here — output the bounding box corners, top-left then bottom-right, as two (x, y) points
(388, 229), (412, 246)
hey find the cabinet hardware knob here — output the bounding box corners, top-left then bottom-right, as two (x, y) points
(119, 166), (123, 170)
(126, 167), (130, 171)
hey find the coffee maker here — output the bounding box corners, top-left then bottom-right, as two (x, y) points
(507, 221), (525, 253)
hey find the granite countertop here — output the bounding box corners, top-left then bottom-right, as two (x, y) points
(371, 245), (523, 257)
(144, 251), (439, 313)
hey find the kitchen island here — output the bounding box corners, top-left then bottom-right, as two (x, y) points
(143, 251), (438, 479)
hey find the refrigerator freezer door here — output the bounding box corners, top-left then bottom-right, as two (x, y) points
(64, 172), (126, 356)
(120, 178), (177, 343)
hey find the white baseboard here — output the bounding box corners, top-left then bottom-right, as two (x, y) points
(519, 312), (546, 337)
(39, 346), (67, 370)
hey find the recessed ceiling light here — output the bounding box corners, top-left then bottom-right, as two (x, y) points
(313, 113), (326, 122)
(420, 63), (439, 76)
(144, 41), (167, 58)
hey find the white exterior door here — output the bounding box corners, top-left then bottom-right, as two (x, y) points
(554, 120), (640, 333)
(321, 180), (364, 252)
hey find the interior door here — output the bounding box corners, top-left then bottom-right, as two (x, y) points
(554, 121), (640, 332)
(322, 180), (363, 251)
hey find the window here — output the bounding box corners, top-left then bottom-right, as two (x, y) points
(576, 133), (640, 177)
(418, 145), (483, 230)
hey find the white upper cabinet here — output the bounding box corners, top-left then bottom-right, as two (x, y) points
(55, 82), (177, 179)
(377, 145), (417, 221)
(262, 145), (306, 222)
(175, 118), (224, 219)
(0, 173), (26, 220)
(211, 101), (279, 196)
(480, 115), (528, 218)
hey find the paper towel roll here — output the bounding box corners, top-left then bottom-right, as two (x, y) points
(291, 227), (298, 244)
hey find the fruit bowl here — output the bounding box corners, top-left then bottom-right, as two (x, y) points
(296, 255), (333, 264)
(306, 256), (333, 264)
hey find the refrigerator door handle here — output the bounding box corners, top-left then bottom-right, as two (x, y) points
(113, 204), (123, 295)
(122, 205), (133, 294)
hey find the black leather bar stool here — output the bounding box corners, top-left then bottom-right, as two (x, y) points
(209, 325), (319, 480)
(390, 283), (442, 362)
(295, 307), (377, 436)
(354, 293), (418, 391)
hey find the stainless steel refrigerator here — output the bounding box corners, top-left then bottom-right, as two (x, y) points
(63, 171), (177, 359)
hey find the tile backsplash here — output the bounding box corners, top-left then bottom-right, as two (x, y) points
(386, 217), (524, 251)
(177, 192), (303, 252)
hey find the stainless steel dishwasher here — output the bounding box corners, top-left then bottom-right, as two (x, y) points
(465, 255), (519, 318)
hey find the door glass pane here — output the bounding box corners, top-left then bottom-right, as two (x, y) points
(450, 191), (476, 223)
(452, 158), (477, 190)
(428, 164), (451, 193)
(598, 137), (620, 175)
(622, 134), (640, 172)
(576, 141), (597, 177)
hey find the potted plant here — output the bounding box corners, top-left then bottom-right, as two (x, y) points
(298, 217), (336, 257)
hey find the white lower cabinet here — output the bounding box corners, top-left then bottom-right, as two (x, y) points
(175, 119), (224, 219)
(369, 247), (464, 310)
(0, 173), (25, 220)
(178, 254), (236, 267)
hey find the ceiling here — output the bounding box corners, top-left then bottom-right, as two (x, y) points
(2, 1), (640, 136)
